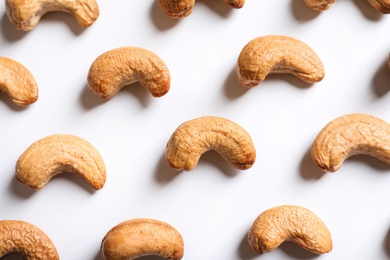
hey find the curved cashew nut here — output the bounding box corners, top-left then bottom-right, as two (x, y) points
(236, 35), (325, 88)
(16, 134), (106, 190)
(0, 57), (38, 106)
(303, 0), (336, 11)
(88, 47), (171, 99)
(248, 205), (332, 254)
(5, 0), (99, 31)
(0, 220), (59, 259)
(166, 116), (256, 171)
(312, 113), (390, 172)
(101, 218), (184, 260)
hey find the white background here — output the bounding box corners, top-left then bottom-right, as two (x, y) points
(1, 0), (390, 259)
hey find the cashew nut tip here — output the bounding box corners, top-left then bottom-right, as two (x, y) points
(248, 205), (332, 255)
(166, 116), (256, 171)
(368, 0), (390, 13)
(101, 218), (184, 260)
(0, 220), (59, 260)
(0, 57), (38, 106)
(5, 0), (99, 31)
(236, 35), (325, 88)
(88, 47), (171, 99)
(304, 0), (336, 11)
(16, 134), (106, 190)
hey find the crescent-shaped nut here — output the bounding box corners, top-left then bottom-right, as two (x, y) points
(248, 205), (332, 255)
(16, 134), (106, 190)
(236, 35), (325, 88)
(303, 0), (336, 11)
(87, 47), (171, 99)
(166, 116), (256, 171)
(0, 57), (38, 106)
(312, 113), (390, 172)
(368, 0), (390, 13)
(0, 220), (59, 260)
(5, 0), (99, 31)
(101, 218), (184, 260)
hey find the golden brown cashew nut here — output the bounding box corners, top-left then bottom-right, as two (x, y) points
(236, 35), (325, 88)
(0, 57), (38, 106)
(101, 218), (184, 260)
(303, 0), (336, 11)
(16, 134), (106, 190)
(248, 205), (332, 254)
(88, 47), (170, 99)
(166, 116), (256, 171)
(312, 113), (390, 172)
(5, 0), (99, 31)
(0, 220), (59, 260)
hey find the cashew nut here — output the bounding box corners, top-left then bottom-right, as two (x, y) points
(236, 35), (325, 88)
(5, 0), (99, 31)
(166, 116), (256, 171)
(0, 57), (38, 106)
(87, 47), (170, 99)
(0, 220), (59, 260)
(16, 134), (106, 190)
(303, 0), (336, 11)
(368, 0), (390, 13)
(248, 205), (332, 255)
(101, 218), (184, 260)
(312, 113), (390, 172)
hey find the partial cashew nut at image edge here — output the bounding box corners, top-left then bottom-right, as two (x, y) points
(368, 0), (390, 13)
(5, 0), (99, 31)
(236, 35), (325, 88)
(248, 205), (332, 255)
(304, 0), (390, 13)
(101, 218), (184, 260)
(16, 134), (106, 190)
(0, 220), (59, 260)
(0, 57), (38, 106)
(166, 116), (256, 171)
(88, 47), (170, 99)
(312, 113), (390, 172)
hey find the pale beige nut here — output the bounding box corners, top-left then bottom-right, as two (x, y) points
(5, 0), (99, 31)
(101, 218), (184, 260)
(367, 0), (390, 13)
(88, 47), (170, 99)
(0, 57), (38, 106)
(0, 220), (59, 260)
(236, 35), (325, 88)
(303, 0), (336, 11)
(312, 113), (390, 172)
(248, 205), (332, 255)
(16, 134), (106, 190)
(166, 116), (256, 171)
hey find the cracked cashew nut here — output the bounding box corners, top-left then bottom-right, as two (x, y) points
(236, 35), (324, 88)
(304, 0), (390, 13)
(16, 134), (106, 190)
(101, 218), (184, 260)
(0, 220), (59, 260)
(248, 205), (332, 254)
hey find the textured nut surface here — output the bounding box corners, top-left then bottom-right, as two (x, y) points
(5, 0), (99, 31)
(16, 134), (106, 190)
(236, 35), (324, 88)
(248, 205), (332, 255)
(88, 47), (170, 99)
(312, 113), (390, 172)
(368, 0), (390, 13)
(166, 116), (256, 171)
(304, 0), (336, 11)
(101, 218), (184, 260)
(0, 57), (38, 106)
(0, 220), (59, 260)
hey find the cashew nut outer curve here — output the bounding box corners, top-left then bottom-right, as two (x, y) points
(101, 218), (184, 260)
(0, 220), (59, 260)
(16, 134), (106, 190)
(303, 0), (336, 11)
(248, 205), (332, 254)
(5, 0), (99, 31)
(236, 35), (324, 88)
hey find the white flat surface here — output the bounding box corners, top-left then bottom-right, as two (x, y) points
(1, 1), (390, 259)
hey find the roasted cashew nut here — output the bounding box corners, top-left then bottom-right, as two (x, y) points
(0, 220), (59, 260)
(5, 0), (99, 31)
(248, 205), (332, 254)
(166, 116), (256, 171)
(0, 57), (38, 106)
(305, 0), (390, 13)
(16, 134), (106, 190)
(88, 47), (170, 99)
(101, 218), (184, 260)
